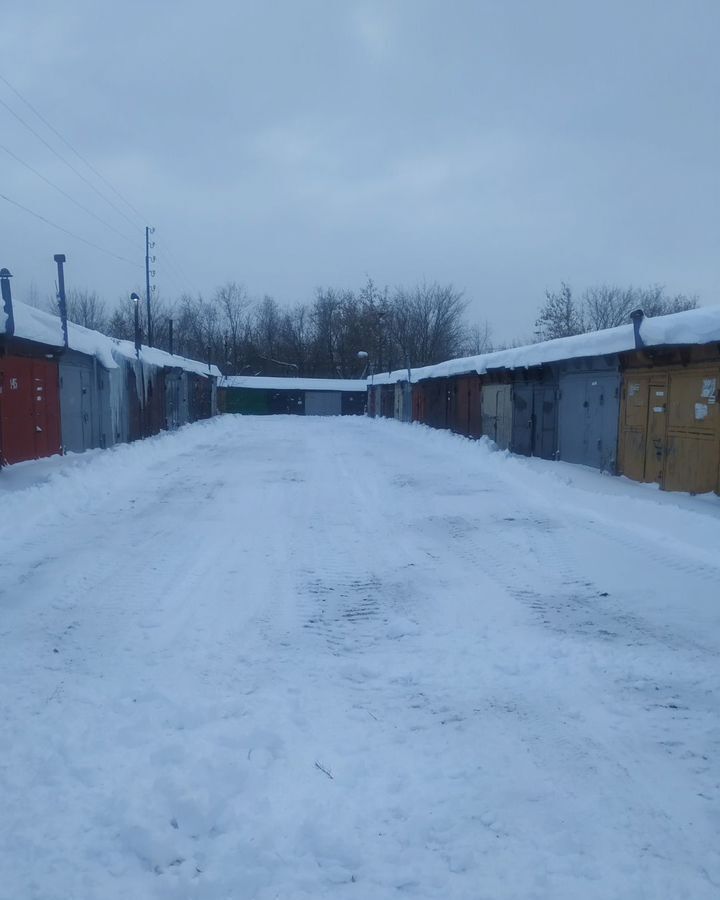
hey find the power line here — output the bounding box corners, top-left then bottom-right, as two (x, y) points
(0, 74), (146, 229)
(153, 252), (187, 295)
(0, 143), (143, 250)
(0, 190), (143, 268)
(0, 73), (203, 300)
(0, 94), (141, 234)
(0, 72), (148, 226)
(157, 240), (202, 296)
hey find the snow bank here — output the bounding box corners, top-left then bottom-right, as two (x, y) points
(219, 375), (366, 392)
(6, 300), (221, 378)
(370, 304), (720, 385)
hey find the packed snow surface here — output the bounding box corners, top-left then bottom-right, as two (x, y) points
(1, 417), (719, 899)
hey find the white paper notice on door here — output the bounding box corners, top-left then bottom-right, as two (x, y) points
(701, 378), (716, 400)
(695, 402), (709, 421)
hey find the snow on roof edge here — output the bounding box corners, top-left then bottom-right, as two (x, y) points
(367, 305), (720, 386)
(4, 300), (220, 378)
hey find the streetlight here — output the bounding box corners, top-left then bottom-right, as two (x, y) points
(131, 292), (141, 357)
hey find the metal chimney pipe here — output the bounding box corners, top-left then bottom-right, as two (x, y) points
(53, 254), (69, 348)
(629, 308), (645, 349)
(0, 268), (15, 337)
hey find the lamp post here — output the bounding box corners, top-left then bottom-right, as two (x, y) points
(131, 292), (141, 357)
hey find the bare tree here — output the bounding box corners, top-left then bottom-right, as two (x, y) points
(48, 288), (108, 332)
(107, 291), (173, 348)
(462, 320), (493, 356)
(215, 282), (251, 372)
(391, 282), (468, 367)
(535, 283), (584, 340)
(583, 283), (698, 330)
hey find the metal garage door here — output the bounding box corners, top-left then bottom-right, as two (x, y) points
(559, 372), (620, 471)
(481, 383), (513, 449)
(304, 391), (342, 416)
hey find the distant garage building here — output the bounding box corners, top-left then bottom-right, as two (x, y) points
(218, 376), (367, 416)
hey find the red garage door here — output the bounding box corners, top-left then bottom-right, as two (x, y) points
(0, 356), (61, 465)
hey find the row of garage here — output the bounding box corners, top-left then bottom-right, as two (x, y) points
(368, 307), (720, 495)
(1, 297), (220, 467)
(218, 376), (367, 417)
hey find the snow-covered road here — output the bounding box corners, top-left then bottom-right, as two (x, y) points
(2, 416), (719, 900)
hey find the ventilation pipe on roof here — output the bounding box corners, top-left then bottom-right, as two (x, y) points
(629, 308), (645, 349)
(0, 268), (14, 337)
(53, 254), (69, 349)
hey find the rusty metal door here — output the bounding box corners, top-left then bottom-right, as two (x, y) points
(0, 356), (61, 465)
(450, 377), (470, 436)
(412, 384), (423, 422)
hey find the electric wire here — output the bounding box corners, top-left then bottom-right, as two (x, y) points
(157, 242), (202, 297)
(0, 191), (143, 268)
(0, 94), (142, 233)
(0, 73), (202, 297)
(0, 72), (147, 226)
(153, 252), (187, 296)
(1, 143), (143, 250)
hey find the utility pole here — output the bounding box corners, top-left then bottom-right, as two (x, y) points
(145, 226), (155, 347)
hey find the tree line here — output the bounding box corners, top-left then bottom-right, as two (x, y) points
(44, 279), (491, 378)
(36, 276), (700, 376)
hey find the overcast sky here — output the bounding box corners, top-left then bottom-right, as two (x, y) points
(3, 0), (719, 342)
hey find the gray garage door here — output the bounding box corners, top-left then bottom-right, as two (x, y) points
(304, 391), (342, 416)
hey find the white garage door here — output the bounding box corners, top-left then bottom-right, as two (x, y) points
(304, 391), (342, 416)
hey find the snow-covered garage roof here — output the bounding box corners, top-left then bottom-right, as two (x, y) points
(3, 300), (221, 378)
(369, 305), (720, 386)
(219, 376), (366, 392)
